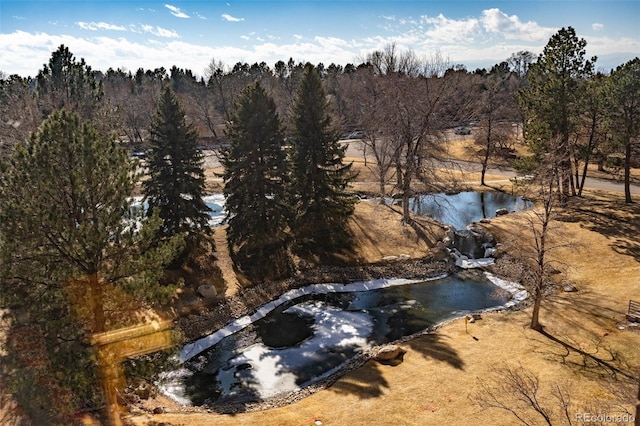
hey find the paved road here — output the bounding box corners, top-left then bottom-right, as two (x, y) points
(342, 140), (640, 196)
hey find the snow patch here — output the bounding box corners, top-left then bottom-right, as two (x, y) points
(179, 276), (435, 362)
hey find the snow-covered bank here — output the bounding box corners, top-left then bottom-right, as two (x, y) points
(179, 276), (434, 362)
(179, 271), (527, 362)
(130, 194), (226, 227)
(485, 272), (528, 309)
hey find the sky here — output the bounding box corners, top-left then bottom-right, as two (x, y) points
(1, 0), (639, 79)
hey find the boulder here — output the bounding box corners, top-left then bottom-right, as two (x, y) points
(381, 255), (399, 263)
(496, 208), (509, 216)
(484, 247), (497, 258)
(453, 226), (496, 259)
(374, 345), (407, 366)
(456, 257), (495, 269)
(197, 284), (217, 299)
(466, 313), (482, 323)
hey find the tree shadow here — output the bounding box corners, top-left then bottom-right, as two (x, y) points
(405, 333), (465, 370)
(556, 195), (640, 262)
(194, 328), (464, 414)
(532, 327), (635, 381)
(328, 332), (464, 403)
(544, 290), (625, 334)
(328, 358), (391, 399)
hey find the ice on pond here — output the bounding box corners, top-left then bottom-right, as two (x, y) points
(160, 273), (526, 407)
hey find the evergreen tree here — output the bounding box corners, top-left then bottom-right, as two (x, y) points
(0, 110), (183, 422)
(519, 27), (596, 203)
(222, 82), (292, 279)
(608, 57), (640, 203)
(144, 87), (211, 250)
(35, 44), (103, 121)
(290, 64), (357, 249)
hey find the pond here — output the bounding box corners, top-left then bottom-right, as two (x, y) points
(175, 191), (532, 231)
(160, 273), (525, 407)
(410, 191), (532, 230)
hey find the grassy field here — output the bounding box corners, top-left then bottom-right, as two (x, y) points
(126, 148), (640, 425)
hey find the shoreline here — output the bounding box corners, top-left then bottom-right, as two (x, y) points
(153, 257), (528, 415)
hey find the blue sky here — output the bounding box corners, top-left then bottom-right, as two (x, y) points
(1, 1), (638, 78)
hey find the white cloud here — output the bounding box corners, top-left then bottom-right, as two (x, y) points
(480, 8), (554, 41)
(592, 23), (604, 31)
(76, 21), (126, 31)
(165, 4), (189, 19)
(141, 25), (179, 38)
(222, 14), (244, 22)
(1, 5), (638, 80)
(420, 14), (481, 44)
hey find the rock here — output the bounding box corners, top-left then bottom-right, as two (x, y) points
(479, 218), (491, 224)
(134, 384), (151, 400)
(496, 208), (509, 216)
(374, 344), (407, 366)
(197, 284), (217, 299)
(398, 254), (411, 260)
(453, 227), (495, 259)
(153, 406), (165, 414)
(381, 255), (399, 263)
(484, 247), (497, 258)
(562, 281), (578, 292)
(456, 257), (495, 269)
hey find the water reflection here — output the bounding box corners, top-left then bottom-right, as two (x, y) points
(410, 191), (532, 230)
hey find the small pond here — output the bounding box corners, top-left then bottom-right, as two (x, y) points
(410, 191), (532, 230)
(161, 273), (524, 407)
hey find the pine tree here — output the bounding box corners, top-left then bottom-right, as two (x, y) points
(0, 110), (183, 421)
(35, 44), (103, 121)
(608, 57), (640, 203)
(144, 87), (211, 250)
(290, 64), (357, 249)
(519, 27), (596, 203)
(222, 82), (292, 279)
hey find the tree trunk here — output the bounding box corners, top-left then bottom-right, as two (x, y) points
(402, 190), (411, 224)
(481, 126), (491, 186)
(635, 373), (640, 426)
(625, 137), (632, 203)
(89, 271), (106, 333)
(378, 174), (386, 204)
(530, 290), (542, 331)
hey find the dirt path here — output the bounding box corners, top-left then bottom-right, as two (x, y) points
(212, 225), (240, 297)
